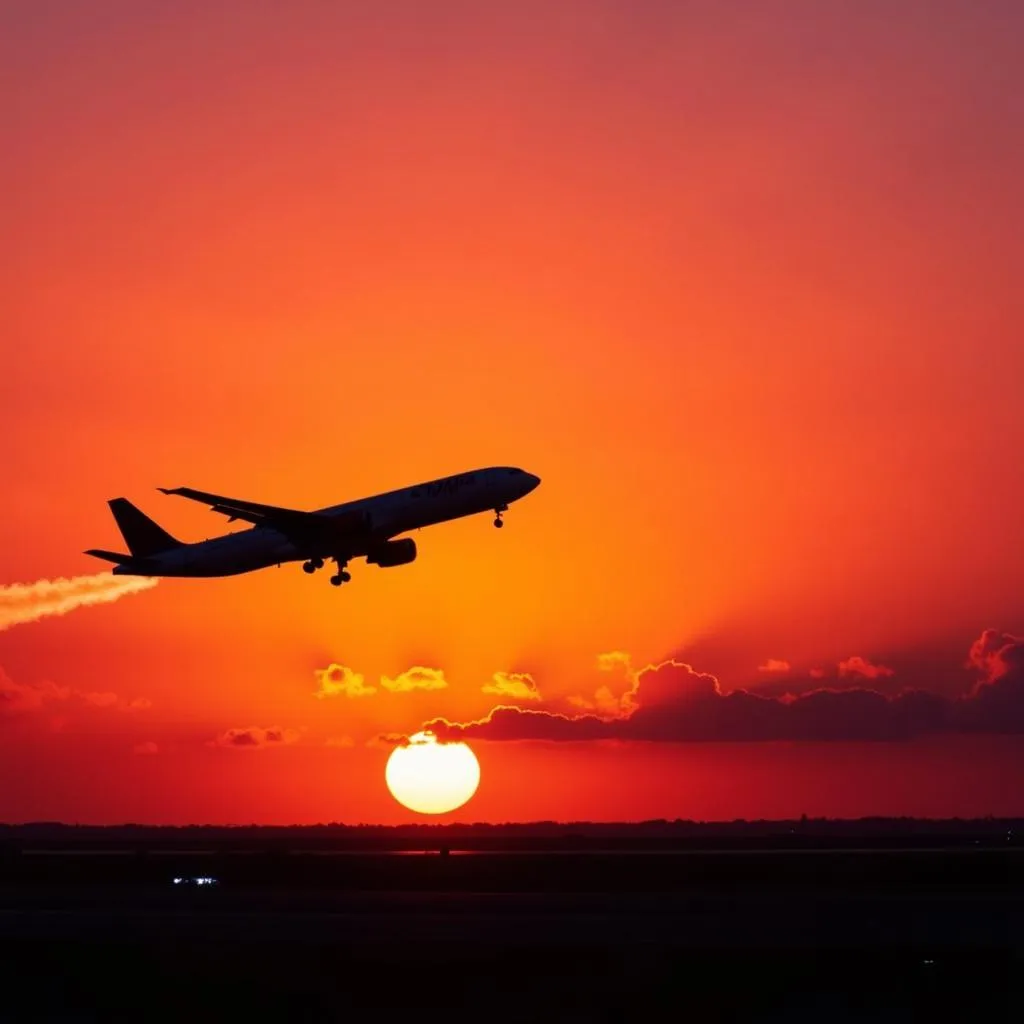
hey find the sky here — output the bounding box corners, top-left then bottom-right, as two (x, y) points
(2, 0), (1023, 824)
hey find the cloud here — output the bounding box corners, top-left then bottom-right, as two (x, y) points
(838, 656), (895, 680)
(0, 669), (147, 717)
(0, 671), (70, 714)
(482, 671), (541, 701)
(368, 732), (411, 749)
(959, 630), (1024, 732)
(82, 692), (151, 712)
(563, 651), (640, 718)
(133, 741), (159, 755)
(212, 726), (300, 749)
(966, 629), (1024, 683)
(758, 659), (791, 673)
(82, 691), (119, 708)
(596, 651), (633, 673)
(314, 664), (376, 699)
(566, 686), (631, 717)
(427, 682), (947, 744)
(380, 666), (448, 692)
(424, 631), (1024, 744)
(313, 663), (449, 697)
(0, 573), (158, 632)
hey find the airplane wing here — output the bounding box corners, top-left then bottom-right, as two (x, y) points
(157, 487), (370, 550)
(158, 487), (309, 525)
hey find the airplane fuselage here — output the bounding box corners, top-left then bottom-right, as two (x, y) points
(109, 466), (539, 579)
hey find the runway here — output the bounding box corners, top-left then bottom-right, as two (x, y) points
(0, 847), (1021, 1019)
(0, 884), (1019, 949)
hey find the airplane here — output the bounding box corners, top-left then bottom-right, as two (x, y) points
(85, 466), (541, 587)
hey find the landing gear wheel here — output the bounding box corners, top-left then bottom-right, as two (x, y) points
(493, 517), (504, 528)
(303, 561), (316, 574)
(329, 555), (350, 587)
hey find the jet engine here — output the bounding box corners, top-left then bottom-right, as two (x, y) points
(366, 538), (417, 568)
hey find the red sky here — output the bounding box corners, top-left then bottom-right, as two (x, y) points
(2, 0), (1023, 824)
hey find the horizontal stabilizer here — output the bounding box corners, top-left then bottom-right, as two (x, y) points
(84, 548), (133, 565)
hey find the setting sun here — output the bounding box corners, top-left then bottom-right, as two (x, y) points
(385, 731), (480, 815)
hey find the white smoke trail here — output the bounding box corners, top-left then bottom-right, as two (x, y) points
(0, 573), (158, 632)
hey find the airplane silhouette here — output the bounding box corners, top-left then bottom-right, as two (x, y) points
(85, 466), (540, 587)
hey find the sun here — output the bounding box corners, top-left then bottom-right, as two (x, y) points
(385, 731), (481, 815)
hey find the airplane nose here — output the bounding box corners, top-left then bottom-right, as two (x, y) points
(526, 473), (541, 493)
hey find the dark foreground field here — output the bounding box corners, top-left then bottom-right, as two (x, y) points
(0, 843), (1021, 1021)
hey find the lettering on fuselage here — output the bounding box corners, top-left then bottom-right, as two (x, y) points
(410, 473), (476, 500)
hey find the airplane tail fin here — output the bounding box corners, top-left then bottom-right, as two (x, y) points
(107, 498), (182, 557)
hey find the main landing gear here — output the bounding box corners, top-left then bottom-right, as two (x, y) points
(302, 556), (351, 586)
(329, 556), (351, 587)
(493, 503), (508, 528)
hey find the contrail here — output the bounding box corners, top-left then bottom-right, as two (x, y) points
(0, 573), (158, 632)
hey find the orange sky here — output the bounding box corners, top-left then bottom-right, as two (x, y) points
(2, 1), (1023, 824)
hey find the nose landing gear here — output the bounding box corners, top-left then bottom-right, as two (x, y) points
(493, 503), (508, 528)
